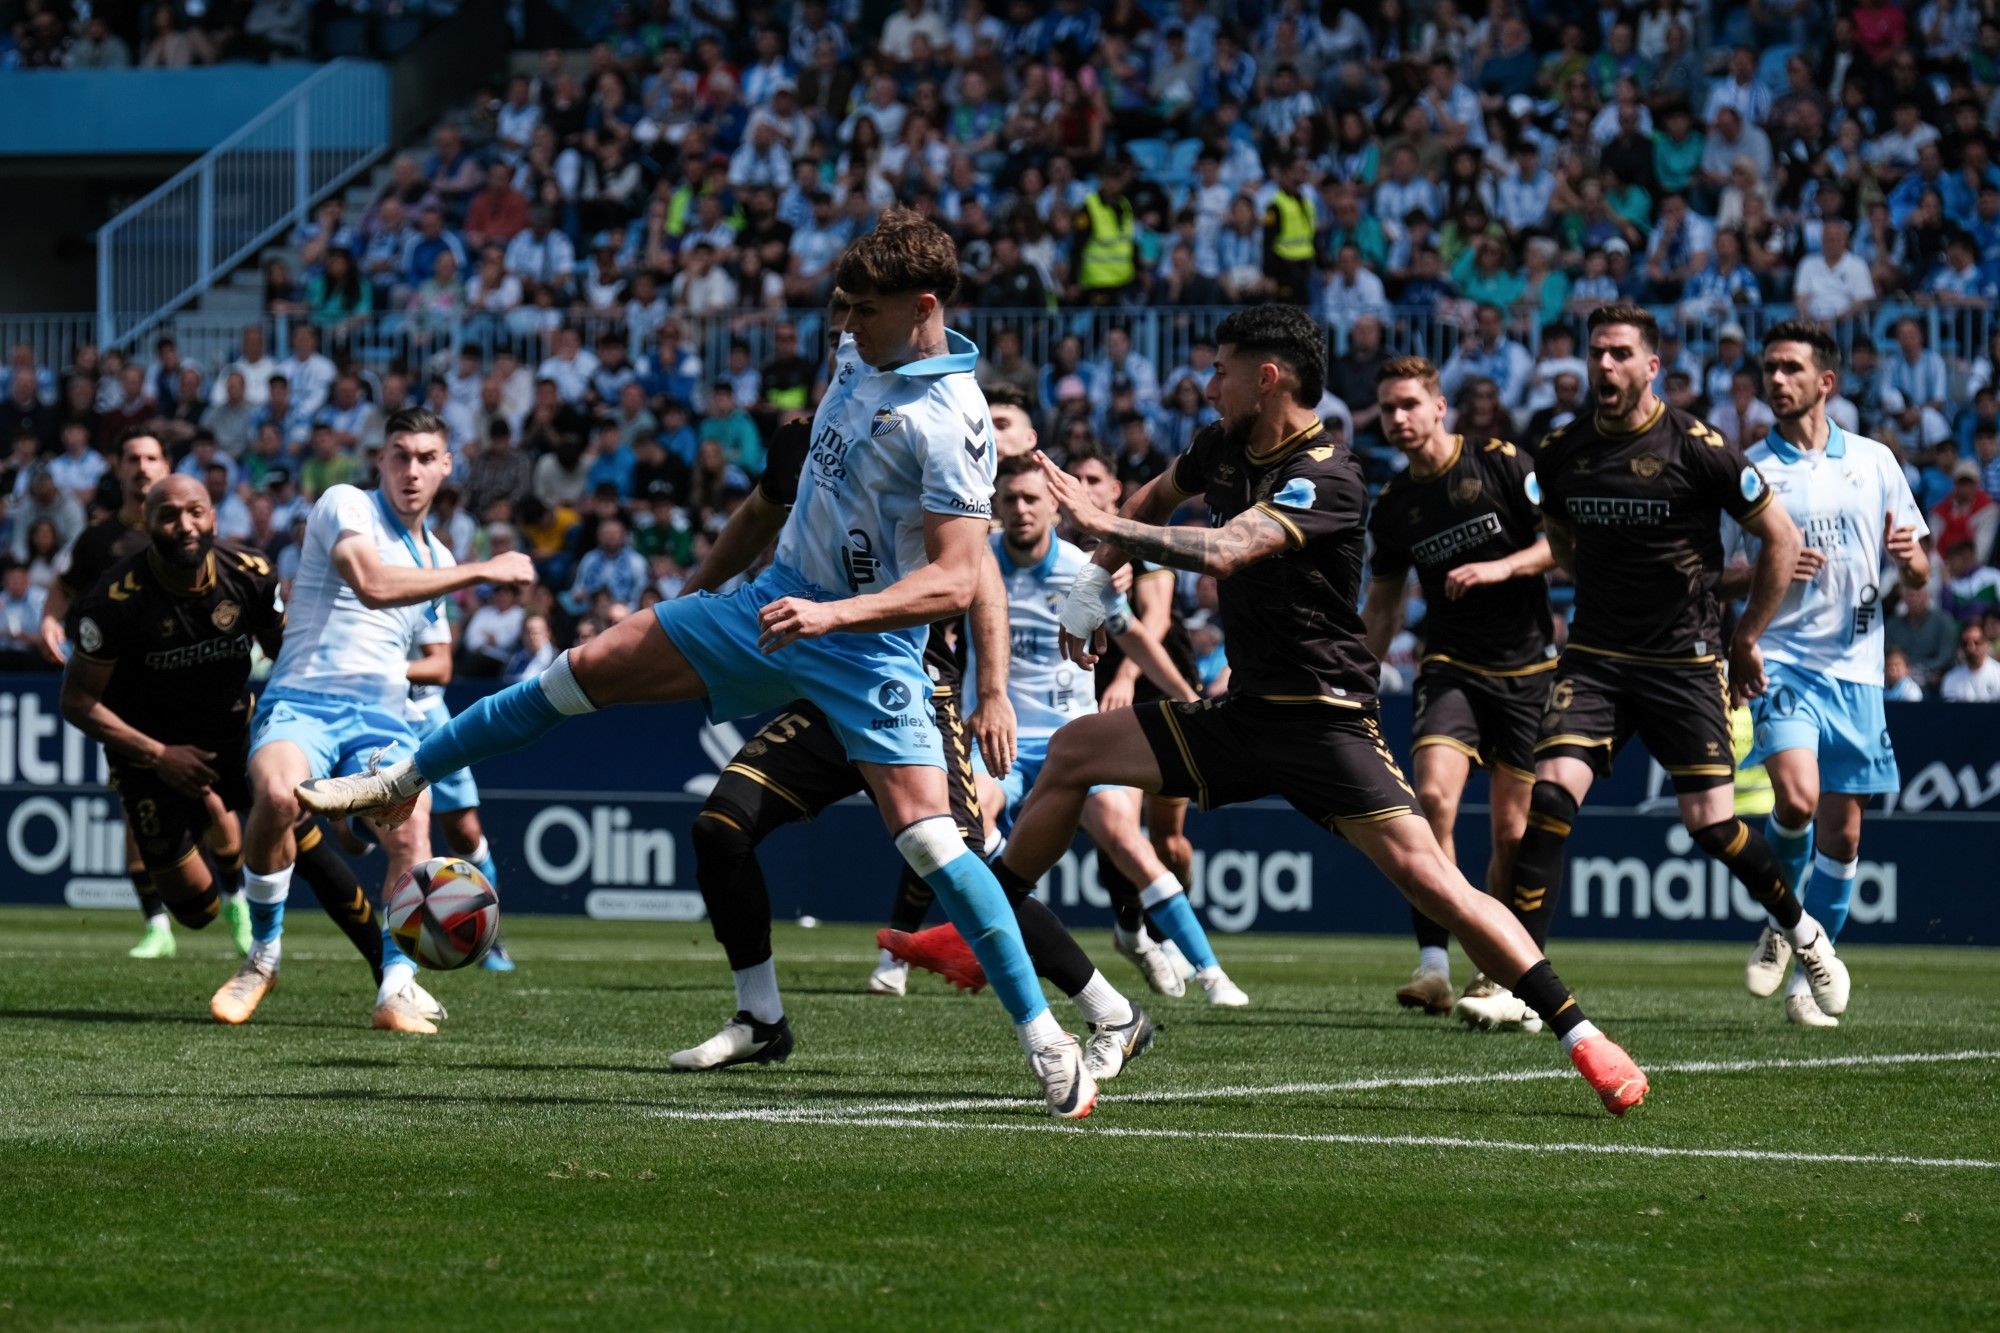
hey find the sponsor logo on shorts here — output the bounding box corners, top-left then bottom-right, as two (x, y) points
(869, 713), (930, 732)
(877, 680), (912, 711)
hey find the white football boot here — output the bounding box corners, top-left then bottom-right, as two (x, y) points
(1746, 925), (1793, 998)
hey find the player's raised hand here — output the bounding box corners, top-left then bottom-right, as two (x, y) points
(757, 595), (840, 653)
(1033, 451), (1108, 534)
(1727, 637), (1766, 708)
(1792, 548), (1828, 581)
(154, 744), (218, 798)
(481, 551), (537, 588)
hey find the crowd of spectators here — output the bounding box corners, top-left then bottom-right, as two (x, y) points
(7, 0), (2000, 701)
(0, 1), (461, 69)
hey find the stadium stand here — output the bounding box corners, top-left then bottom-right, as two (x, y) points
(5, 0), (2000, 698)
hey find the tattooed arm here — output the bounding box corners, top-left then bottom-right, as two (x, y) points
(1035, 452), (1293, 579)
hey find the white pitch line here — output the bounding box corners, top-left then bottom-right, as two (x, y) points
(647, 1048), (2000, 1124)
(720, 1115), (2000, 1171)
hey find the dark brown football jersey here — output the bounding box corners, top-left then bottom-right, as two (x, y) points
(1367, 435), (1554, 671)
(1536, 402), (1773, 659)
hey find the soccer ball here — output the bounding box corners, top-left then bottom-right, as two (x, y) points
(387, 857), (500, 970)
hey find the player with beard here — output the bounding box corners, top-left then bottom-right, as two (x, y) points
(987, 304), (1650, 1116)
(1465, 303), (1851, 1031)
(1363, 357), (1555, 1021)
(37, 429), (211, 956)
(59, 477), (387, 978)
(1063, 445), (1232, 1000)
(1724, 320), (1929, 1027)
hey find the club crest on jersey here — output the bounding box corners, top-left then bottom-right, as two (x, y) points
(1273, 478), (1316, 510)
(1740, 466), (1768, 501)
(1452, 476), (1484, 507)
(1630, 455), (1664, 479)
(211, 600), (241, 631)
(870, 406), (903, 438)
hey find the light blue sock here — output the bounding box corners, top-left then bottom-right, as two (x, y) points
(1147, 892), (1219, 971)
(243, 865), (291, 946)
(1803, 850), (1858, 942)
(1764, 814), (1814, 893)
(248, 900), (284, 944)
(380, 924), (417, 977)
(898, 819), (1047, 1024)
(415, 652), (595, 782)
(416, 678), (564, 782)
(470, 839), (500, 891)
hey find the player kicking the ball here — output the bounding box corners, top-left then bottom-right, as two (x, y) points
(1363, 357), (1555, 1021)
(1724, 320), (1929, 1027)
(1471, 304), (1850, 1032)
(216, 409), (535, 1033)
(301, 212), (1103, 1117)
(990, 304), (1649, 1116)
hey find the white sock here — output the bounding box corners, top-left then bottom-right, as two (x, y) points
(538, 649), (598, 715)
(1195, 964), (1226, 984)
(1785, 910), (1824, 950)
(1418, 945), (1450, 977)
(243, 864), (292, 971)
(982, 827), (1005, 859)
(1073, 970), (1134, 1026)
(1137, 873), (1182, 909)
(1111, 920), (1147, 952)
(1559, 1018), (1603, 1053)
(378, 959), (415, 1005)
(243, 863), (292, 904)
(218, 887), (243, 903)
(143, 911), (169, 928)
(1016, 1008), (1064, 1050)
(467, 836), (491, 865)
(733, 959), (783, 1024)
(1787, 968), (1811, 999)
(875, 947), (901, 970)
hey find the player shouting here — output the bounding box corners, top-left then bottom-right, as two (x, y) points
(991, 304), (1649, 1117)
(1468, 304), (1850, 1031)
(1363, 357), (1555, 1019)
(300, 211), (1104, 1117)
(1726, 320), (1929, 1026)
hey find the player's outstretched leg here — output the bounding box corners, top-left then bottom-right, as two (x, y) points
(1351, 813), (1647, 1117)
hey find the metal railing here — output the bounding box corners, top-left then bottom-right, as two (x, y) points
(94, 60), (390, 355)
(14, 299), (1995, 405)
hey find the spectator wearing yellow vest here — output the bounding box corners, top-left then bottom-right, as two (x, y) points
(1072, 160), (1140, 307)
(1261, 157), (1320, 306)
(1731, 703), (1774, 818)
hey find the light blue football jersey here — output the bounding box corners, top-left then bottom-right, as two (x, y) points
(1726, 423), (1928, 685)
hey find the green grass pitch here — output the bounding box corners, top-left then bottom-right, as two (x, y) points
(3, 906), (1997, 1330)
